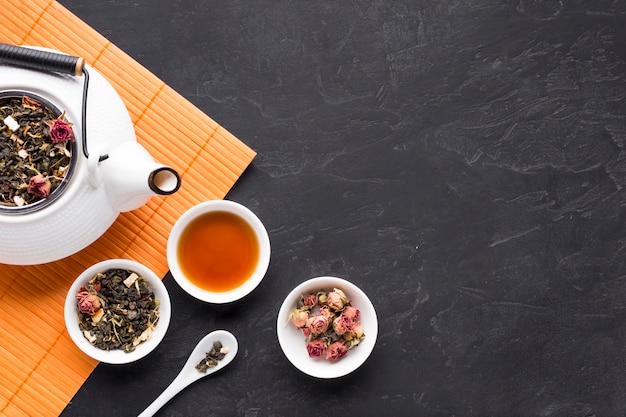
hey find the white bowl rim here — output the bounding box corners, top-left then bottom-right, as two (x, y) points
(64, 258), (172, 364)
(166, 199), (271, 304)
(276, 276), (378, 379)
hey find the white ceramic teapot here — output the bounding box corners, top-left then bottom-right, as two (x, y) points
(0, 47), (181, 265)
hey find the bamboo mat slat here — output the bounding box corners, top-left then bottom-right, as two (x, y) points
(0, 1), (256, 416)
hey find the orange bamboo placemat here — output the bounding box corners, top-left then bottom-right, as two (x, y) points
(0, 1), (256, 416)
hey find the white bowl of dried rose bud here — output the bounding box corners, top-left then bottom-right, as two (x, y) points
(276, 276), (378, 378)
(64, 259), (171, 364)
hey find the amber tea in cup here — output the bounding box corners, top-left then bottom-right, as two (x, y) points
(167, 200), (271, 304)
(177, 210), (259, 292)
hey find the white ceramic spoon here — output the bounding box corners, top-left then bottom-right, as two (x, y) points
(138, 330), (238, 417)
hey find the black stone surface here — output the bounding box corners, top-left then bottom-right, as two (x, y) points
(58, 1), (626, 416)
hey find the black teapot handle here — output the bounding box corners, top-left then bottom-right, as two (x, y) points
(0, 43), (108, 161)
(0, 43), (84, 76)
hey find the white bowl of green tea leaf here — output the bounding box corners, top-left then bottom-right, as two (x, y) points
(64, 259), (171, 364)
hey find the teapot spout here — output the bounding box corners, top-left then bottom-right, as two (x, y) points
(96, 141), (181, 212)
(149, 166), (181, 196)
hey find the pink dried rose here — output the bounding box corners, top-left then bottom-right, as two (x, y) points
(318, 306), (332, 319)
(27, 174), (51, 198)
(76, 290), (101, 315)
(307, 314), (330, 335)
(303, 293), (318, 307)
(342, 305), (360, 320)
(325, 341), (348, 361)
(332, 313), (354, 336)
(327, 288), (348, 311)
(46, 111), (75, 143)
(343, 322), (365, 342)
(351, 322), (364, 339)
(290, 308), (309, 328)
(306, 339), (327, 357)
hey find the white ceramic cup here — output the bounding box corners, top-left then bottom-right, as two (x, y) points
(167, 200), (271, 303)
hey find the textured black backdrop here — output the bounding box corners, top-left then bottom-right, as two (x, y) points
(58, 1), (626, 416)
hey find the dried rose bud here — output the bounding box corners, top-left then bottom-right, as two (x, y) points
(327, 288), (348, 311)
(303, 293), (317, 307)
(332, 313), (354, 335)
(76, 291), (101, 315)
(343, 321), (365, 342)
(46, 112), (75, 143)
(342, 306), (360, 320)
(27, 174), (51, 198)
(306, 339), (327, 357)
(325, 341), (348, 361)
(307, 314), (330, 335)
(290, 308), (309, 328)
(317, 291), (328, 305)
(351, 322), (365, 339)
(318, 306), (332, 319)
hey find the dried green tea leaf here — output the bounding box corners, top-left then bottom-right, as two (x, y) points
(75, 268), (160, 353)
(195, 341), (229, 373)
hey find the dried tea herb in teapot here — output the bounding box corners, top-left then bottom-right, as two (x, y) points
(195, 341), (229, 372)
(0, 94), (74, 207)
(75, 268), (160, 353)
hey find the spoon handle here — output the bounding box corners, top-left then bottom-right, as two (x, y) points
(137, 371), (192, 417)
